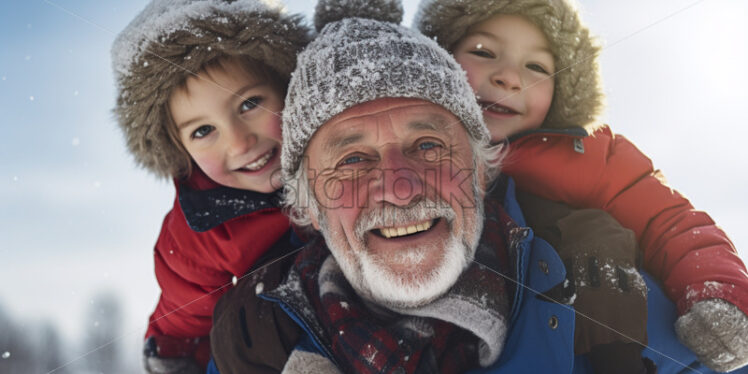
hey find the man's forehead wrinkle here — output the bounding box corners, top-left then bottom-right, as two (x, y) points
(321, 117), (368, 152)
(325, 132), (365, 152)
(407, 113), (453, 133)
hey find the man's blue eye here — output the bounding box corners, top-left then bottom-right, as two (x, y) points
(419, 141), (440, 150)
(192, 125), (214, 139)
(240, 96), (263, 113)
(340, 155), (364, 165)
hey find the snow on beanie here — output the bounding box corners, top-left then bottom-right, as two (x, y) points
(414, 0), (604, 131)
(111, 0), (311, 179)
(281, 0), (490, 180)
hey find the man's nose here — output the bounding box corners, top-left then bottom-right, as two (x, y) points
(371, 149), (424, 207)
(491, 63), (522, 91)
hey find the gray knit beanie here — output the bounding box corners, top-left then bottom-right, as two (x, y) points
(281, 0), (489, 179)
(111, 0), (311, 179)
(414, 0), (604, 131)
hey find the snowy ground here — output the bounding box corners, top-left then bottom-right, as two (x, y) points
(0, 0), (746, 372)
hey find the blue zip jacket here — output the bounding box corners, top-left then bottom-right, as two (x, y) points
(225, 177), (748, 374)
(471, 178), (748, 374)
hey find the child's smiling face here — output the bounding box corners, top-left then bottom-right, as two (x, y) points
(169, 58), (283, 192)
(453, 14), (555, 141)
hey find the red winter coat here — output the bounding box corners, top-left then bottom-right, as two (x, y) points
(145, 168), (290, 366)
(501, 125), (748, 317)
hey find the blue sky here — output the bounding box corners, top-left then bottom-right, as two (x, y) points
(1, 0), (747, 367)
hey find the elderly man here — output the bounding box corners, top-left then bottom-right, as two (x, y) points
(208, 2), (748, 374)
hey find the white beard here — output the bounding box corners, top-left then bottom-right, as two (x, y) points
(317, 197), (483, 309)
(355, 232), (469, 308)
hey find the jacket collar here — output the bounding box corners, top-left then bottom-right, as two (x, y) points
(177, 171), (282, 232)
(507, 126), (588, 144)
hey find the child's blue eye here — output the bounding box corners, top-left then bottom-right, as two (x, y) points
(527, 63), (550, 75)
(191, 125), (215, 139)
(240, 96), (263, 113)
(469, 50), (494, 58)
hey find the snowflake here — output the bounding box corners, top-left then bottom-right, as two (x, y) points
(363, 344), (378, 364)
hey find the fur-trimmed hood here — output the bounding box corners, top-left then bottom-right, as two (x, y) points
(111, 0), (311, 178)
(414, 0), (605, 131)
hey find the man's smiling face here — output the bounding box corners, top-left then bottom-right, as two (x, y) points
(303, 97), (485, 308)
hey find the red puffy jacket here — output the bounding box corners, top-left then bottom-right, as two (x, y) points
(145, 168), (290, 366)
(502, 125), (748, 317)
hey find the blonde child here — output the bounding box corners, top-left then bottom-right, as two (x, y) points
(111, 0), (309, 371)
(415, 0), (748, 372)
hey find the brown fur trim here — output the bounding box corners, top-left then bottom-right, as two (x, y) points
(415, 0), (605, 131)
(112, 2), (311, 178)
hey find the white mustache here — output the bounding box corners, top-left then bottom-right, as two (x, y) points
(354, 198), (456, 241)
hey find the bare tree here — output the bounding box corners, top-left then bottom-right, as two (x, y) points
(0, 303), (34, 373)
(37, 321), (67, 374)
(82, 291), (123, 374)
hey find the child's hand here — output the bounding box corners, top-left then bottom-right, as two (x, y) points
(675, 299), (748, 372)
(142, 335), (204, 374)
(143, 355), (202, 374)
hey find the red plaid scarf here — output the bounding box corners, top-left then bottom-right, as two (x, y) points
(282, 179), (518, 374)
(291, 183), (517, 374)
(294, 240), (480, 374)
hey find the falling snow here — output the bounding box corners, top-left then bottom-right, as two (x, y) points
(1, 76), (6, 81)
(25, 55), (31, 61)
(13, 176), (18, 182)
(29, 96), (34, 101)
(72, 137), (80, 146)
(74, 90), (79, 96)
(2, 351), (9, 359)
(111, 0), (285, 76)
(363, 344), (378, 365)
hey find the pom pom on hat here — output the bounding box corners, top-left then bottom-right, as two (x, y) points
(313, 0), (404, 32)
